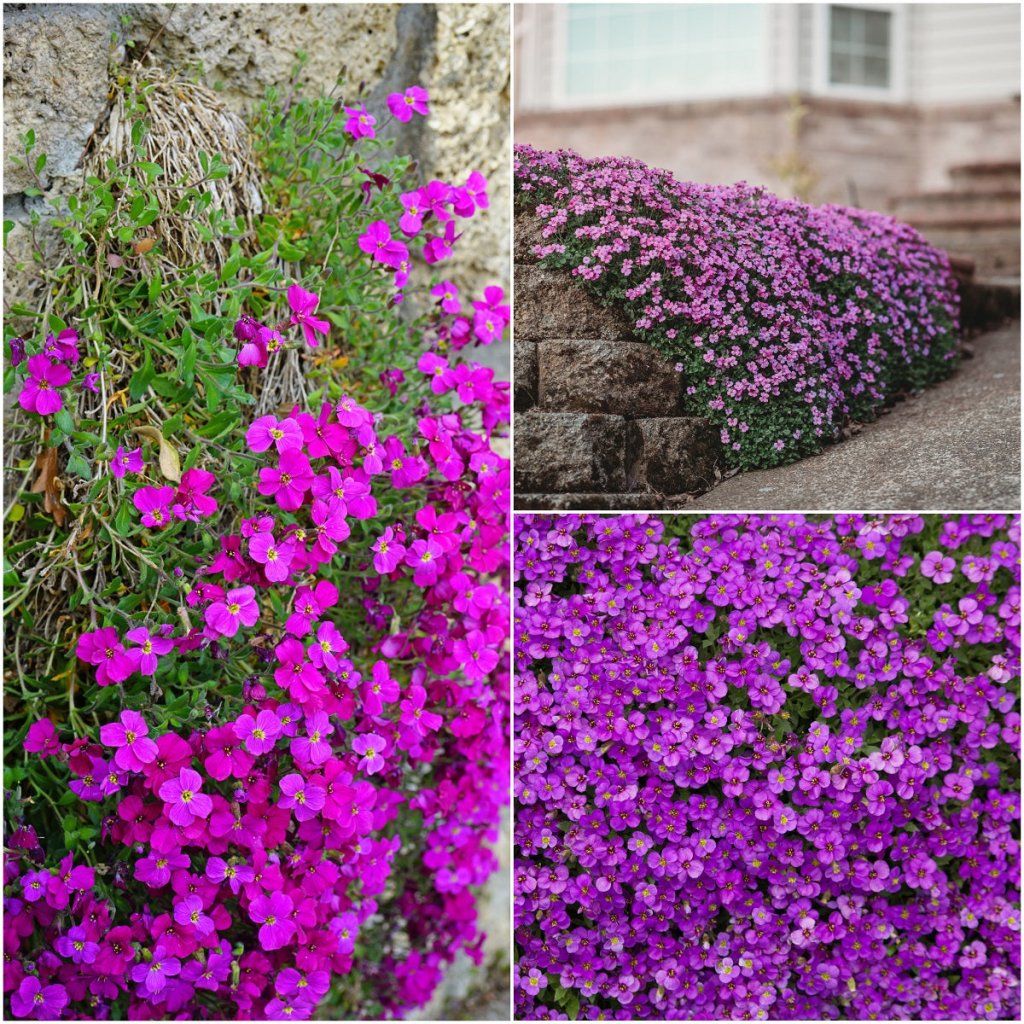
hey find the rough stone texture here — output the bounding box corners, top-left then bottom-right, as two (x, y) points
(514, 339), (538, 410)
(3, 3), (509, 375)
(693, 321), (1021, 511)
(515, 264), (634, 342)
(513, 208), (549, 264)
(633, 417), (721, 495)
(539, 338), (684, 417)
(514, 410), (640, 494)
(516, 493), (697, 511)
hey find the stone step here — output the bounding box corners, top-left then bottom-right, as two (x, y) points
(893, 189), (1020, 224)
(514, 209), (549, 265)
(925, 224), (1021, 277)
(958, 276), (1022, 334)
(949, 160), (1021, 193)
(515, 264), (634, 342)
(513, 411), (720, 498)
(538, 338), (685, 417)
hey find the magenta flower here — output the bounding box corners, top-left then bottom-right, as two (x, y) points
(205, 584), (259, 638)
(133, 485), (179, 529)
(343, 104), (376, 140)
(43, 327), (80, 363)
(55, 924), (100, 964)
(158, 767), (212, 826)
(431, 280), (461, 314)
(10, 976), (68, 1019)
(81, 372), (100, 393)
(353, 733), (387, 775)
(130, 945), (181, 995)
(279, 772), (326, 822)
(18, 354), (72, 416)
(257, 449), (313, 511)
(173, 893), (215, 936)
(921, 549), (956, 583)
(125, 625), (174, 676)
(234, 709), (281, 755)
(290, 710), (334, 765)
(249, 531), (295, 583)
(23, 719), (60, 757)
(372, 526), (406, 574)
(307, 621), (348, 674)
(99, 709), (159, 772)
(287, 285), (330, 348)
(249, 891), (296, 950)
(358, 220), (409, 269)
(76, 626), (134, 685)
(387, 85), (429, 122)
(246, 414), (304, 454)
(111, 445), (145, 479)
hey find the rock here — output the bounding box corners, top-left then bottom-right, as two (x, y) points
(633, 417), (721, 494)
(514, 264), (634, 342)
(513, 410), (640, 493)
(513, 209), (550, 264)
(538, 338), (684, 416)
(515, 340), (538, 409)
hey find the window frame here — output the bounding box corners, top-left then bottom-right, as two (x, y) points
(544, 2), (776, 110)
(812, 2), (907, 101)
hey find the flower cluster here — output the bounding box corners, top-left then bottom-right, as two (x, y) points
(14, 327), (89, 417)
(359, 170), (492, 301)
(514, 513), (1020, 1020)
(514, 146), (961, 470)
(9, 348), (509, 1017)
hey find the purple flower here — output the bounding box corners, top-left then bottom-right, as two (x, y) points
(111, 445), (144, 479)
(249, 891), (295, 950)
(234, 709), (281, 755)
(18, 354), (72, 416)
(55, 924), (100, 964)
(10, 976), (68, 1019)
(130, 945), (181, 995)
(99, 709), (158, 772)
(158, 767), (212, 826)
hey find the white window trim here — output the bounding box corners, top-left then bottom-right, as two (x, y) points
(540, 3), (776, 110)
(811, 2), (908, 102)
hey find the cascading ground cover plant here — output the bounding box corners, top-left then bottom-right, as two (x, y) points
(513, 513), (1020, 1020)
(514, 145), (961, 471)
(4, 74), (510, 1020)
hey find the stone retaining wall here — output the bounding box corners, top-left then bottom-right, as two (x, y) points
(513, 212), (721, 509)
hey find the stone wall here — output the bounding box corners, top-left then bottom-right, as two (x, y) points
(514, 212), (721, 511)
(3, 2), (510, 372)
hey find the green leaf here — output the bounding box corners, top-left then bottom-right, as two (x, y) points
(129, 349), (155, 400)
(53, 407), (75, 435)
(114, 500), (133, 536)
(148, 272), (162, 304)
(66, 452), (92, 480)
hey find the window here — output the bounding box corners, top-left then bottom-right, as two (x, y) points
(828, 5), (892, 88)
(562, 3), (768, 105)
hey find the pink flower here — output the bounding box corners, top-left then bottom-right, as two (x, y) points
(174, 893), (215, 936)
(23, 719), (60, 757)
(921, 549), (956, 584)
(176, 468), (218, 520)
(431, 280), (461, 314)
(290, 710), (334, 766)
(308, 621), (348, 674)
(234, 709), (281, 756)
(361, 660), (400, 717)
(125, 626), (174, 676)
(249, 891), (296, 950)
(358, 221), (409, 269)
(99, 710), (159, 773)
(249, 532), (295, 583)
(387, 85), (429, 122)
(372, 526), (406, 574)
(279, 772), (326, 821)
(133, 485), (180, 529)
(353, 733), (386, 775)
(398, 190), (426, 235)
(18, 354), (72, 416)
(399, 684), (443, 738)
(76, 626), (134, 685)
(111, 445), (145, 479)
(158, 767), (212, 826)
(43, 328), (80, 364)
(130, 945), (180, 995)
(287, 285), (330, 348)
(205, 584), (259, 638)
(343, 104), (376, 140)
(257, 449), (313, 511)
(246, 415), (304, 454)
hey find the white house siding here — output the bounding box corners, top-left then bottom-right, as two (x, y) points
(908, 3), (1021, 103)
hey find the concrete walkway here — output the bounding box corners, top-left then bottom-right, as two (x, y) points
(693, 321), (1020, 511)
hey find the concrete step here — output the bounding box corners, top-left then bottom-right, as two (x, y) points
(949, 160), (1021, 193)
(958, 276), (1022, 334)
(893, 189), (1020, 224)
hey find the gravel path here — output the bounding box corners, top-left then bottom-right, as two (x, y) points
(693, 321), (1021, 511)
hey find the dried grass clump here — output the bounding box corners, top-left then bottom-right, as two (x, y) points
(83, 61), (264, 276)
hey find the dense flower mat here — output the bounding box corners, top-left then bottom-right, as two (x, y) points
(513, 513), (1020, 1020)
(515, 146), (961, 471)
